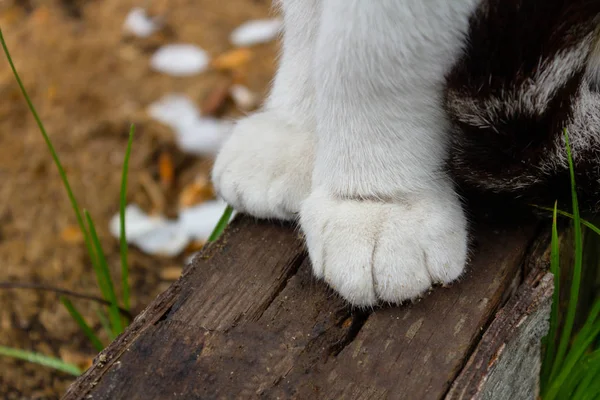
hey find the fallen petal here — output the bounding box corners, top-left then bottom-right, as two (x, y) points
(229, 84), (259, 111)
(230, 19), (282, 47)
(174, 117), (233, 156)
(148, 94), (232, 155)
(147, 94), (200, 131)
(150, 44), (210, 76)
(179, 200), (232, 241)
(109, 204), (168, 240)
(123, 7), (161, 38)
(132, 221), (190, 257)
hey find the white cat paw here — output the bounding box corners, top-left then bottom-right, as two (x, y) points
(299, 188), (468, 306)
(212, 112), (314, 220)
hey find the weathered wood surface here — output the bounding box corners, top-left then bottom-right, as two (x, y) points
(448, 269), (552, 399)
(63, 211), (552, 400)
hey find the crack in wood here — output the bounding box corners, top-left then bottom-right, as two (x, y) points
(63, 213), (552, 400)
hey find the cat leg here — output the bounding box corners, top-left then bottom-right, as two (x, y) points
(212, 0), (318, 220)
(300, 0), (478, 306)
(446, 0), (600, 211)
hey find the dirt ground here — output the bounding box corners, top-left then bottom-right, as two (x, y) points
(0, 0), (277, 397)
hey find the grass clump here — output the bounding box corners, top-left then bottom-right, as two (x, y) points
(0, 27), (233, 376)
(0, 27), (131, 371)
(539, 130), (600, 400)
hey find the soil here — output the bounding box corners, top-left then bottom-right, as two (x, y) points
(0, 0), (276, 398)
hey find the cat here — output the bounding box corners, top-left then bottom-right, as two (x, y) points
(212, 0), (600, 306)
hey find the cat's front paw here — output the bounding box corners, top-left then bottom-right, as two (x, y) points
(300, 188), (468, 306)
(212, 112), (314, 220)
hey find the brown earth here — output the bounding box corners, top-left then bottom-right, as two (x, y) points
(0, 0), (276, 398)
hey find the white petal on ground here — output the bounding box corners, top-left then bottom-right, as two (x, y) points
(110, 201), (235, 257)
(110, 204), (189, 256)
(132, 222), (190, 257)
(148, 94), (233, 155)
(229, 84), (259, 111)
(230, 19), (282, 47)
(179, 199), (233, 241)
(147, 94), (200, 131)
(175, 117), (233, 156)
(150, 44), (210, 76)
(109, 204), (168, 240)
(123, 8), (161, 38)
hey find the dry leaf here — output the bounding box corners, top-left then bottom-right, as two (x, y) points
(60, 225), (84, 244)
(158, 151), (174, 188)
(139, 172), (166, 214)
(186, 240), (205, 253)
(179, 176), (214, 208)
(160, 266), (183, 281)
(200, 80), (232, 116)
(178, 176), (213, 208)
(59, 348), (94, 370)
(211, 48), (253, 71)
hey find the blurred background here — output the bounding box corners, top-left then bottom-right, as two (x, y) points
(0, 0), (278, 397)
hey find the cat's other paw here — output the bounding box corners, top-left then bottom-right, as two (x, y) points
(212, 112), (314, 220)
(299, 188), (468, 306)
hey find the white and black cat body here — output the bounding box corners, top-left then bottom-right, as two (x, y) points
(212, 0), (600, 306)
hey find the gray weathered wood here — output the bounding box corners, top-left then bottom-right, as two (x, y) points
(447, 270), (552, 399)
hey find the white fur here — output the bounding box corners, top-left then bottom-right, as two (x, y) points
(212, 112), (314, 220)
(586, 34), (600, 87)
(448, 39), (593, 132)
(541, 85), (600, 174)
(301, 186), (467, 306)
(213, 0), (478, 305)
(212, 0), (319, 219)
(538, 39), (600, 176)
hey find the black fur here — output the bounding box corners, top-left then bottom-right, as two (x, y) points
(446, 0), (600, 212)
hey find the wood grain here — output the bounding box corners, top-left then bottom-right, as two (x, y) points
(63, 212), (548, 400)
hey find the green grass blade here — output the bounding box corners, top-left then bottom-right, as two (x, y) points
(573, 351), (600, 400)
(549, 299), (600, 398)
(582, 360), (600, 400)
(61, 297), (105, 352)
(0, 345), (82, 376)
(550, 130), (584, 382)
(94, 307), (116, 341)
(119, 125), (134, 311)
(531, 205), (600, 236)
(84, 211), (123, 335)
(207, 205), (234, 242)
(554, 358), (588, 400)
(578, 299), (600, 340)
(541, 202), (561, 388)
(0, 29), (96, 266)
(545, 321), (600, 400)
(82, 215), (110, 302)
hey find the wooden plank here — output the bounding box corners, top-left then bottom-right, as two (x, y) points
(63, 212), (544, 400)
(277, 219), (539, 400)
(447, 270), (553, 399)
(62, 216), (308, 399)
